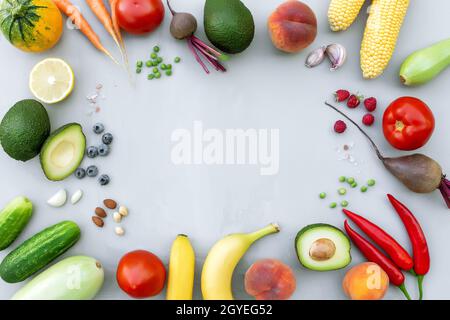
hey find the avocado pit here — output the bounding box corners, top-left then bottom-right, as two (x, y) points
(309, 238), (336, 261)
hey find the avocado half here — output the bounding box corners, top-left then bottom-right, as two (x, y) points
(295, 223), (351, 271)
(40, 123), (86, 181)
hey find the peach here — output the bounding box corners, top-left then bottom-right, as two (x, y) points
(268, 1), (317, 53)
(343, 262), (390, 300)
(245, 259), (296, 300)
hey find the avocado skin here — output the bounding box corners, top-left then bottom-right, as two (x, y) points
(204, 0), (255, 54)
(0, 99), (50, 162)
(295, 223), (351, 271)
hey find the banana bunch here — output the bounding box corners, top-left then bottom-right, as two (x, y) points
(328, 0), (410, 79)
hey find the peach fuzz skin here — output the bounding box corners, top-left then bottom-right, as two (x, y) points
(268, 1), (317, 53)
(245, 259), (296, 300)
(342, 262), (390, 300)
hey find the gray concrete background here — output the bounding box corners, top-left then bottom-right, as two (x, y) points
(0, 0), (449, 299)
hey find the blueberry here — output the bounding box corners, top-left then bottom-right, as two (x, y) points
(86, 165), (99, 177)
(99, 174), (110, 186)
(74, 168), (86, 179)
(98, 144), (110, 156)
(93, 123), (105, 134)
(102, 133), (113, 145)
(86, 146), (98, 158)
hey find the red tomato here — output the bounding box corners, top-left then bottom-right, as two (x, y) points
(116, 250), (166, 298)
(382, 97), (435, 151)
(116, 0), (165, 35)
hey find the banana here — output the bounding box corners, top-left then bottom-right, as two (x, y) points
(201, 223), (280, 300)
(166, 234), (195, 300)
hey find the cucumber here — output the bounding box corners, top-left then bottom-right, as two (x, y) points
(0, 221), (80, 283)
(400, 38), (450, 86)
(12, 256), (104, 300)
(0, 196), (33, 250)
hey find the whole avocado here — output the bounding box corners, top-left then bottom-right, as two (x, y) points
(204, 0), (255, 54)
(0, 99), (50, 161)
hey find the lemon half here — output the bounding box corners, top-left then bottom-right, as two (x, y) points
(29, 58), (75, 104)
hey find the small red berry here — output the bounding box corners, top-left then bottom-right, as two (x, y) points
(362, 113), (375, 126)
(334, 120), (347, 133)
(347, 94), (362, 108)
(334, 90), (350, 102)
(364, 97), (377, 112)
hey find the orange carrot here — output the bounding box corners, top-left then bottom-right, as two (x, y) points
(108, 0), (129, 68)
(86, 0), (121, 52)
(52, 0), (118, 64)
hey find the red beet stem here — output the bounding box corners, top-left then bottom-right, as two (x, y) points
(439, 177), (450, 208)
(191, 35), (222, 58)
(187, 38), (209, 74)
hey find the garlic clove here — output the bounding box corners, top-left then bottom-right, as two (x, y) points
(71, 189), (83, 205)
(305, 46), (326, 68)
(47, 189), (67, 207)
(326, 44), (347, 71)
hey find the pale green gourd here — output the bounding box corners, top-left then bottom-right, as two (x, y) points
(12, 256), (104, 300)
(400, 38), (450, 86)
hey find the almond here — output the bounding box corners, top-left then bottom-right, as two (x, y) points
(92, 216), (104, 228)
(103, 199), (117, 209)
(95, 207), (107, 218)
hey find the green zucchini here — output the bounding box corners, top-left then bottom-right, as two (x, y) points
(0, 196), (33, 250)
(0, 220), (80, 283)
(400, 38), (450, 86)
(12, 256), (104, 300)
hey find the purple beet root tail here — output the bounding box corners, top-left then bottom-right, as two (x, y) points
(439, 176), (450, 209)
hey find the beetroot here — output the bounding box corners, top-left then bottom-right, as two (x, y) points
(167, 0), (228, 73)
(325, 102), (449, 209)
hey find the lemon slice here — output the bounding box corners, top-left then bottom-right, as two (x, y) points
(29, 58), (75, 104)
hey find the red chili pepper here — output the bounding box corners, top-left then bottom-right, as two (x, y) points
(344, 220), (411, 300)
(343, 209), (414, 271)
(387, 194), (430, 300)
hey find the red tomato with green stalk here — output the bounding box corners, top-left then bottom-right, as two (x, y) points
(116, 250), (166, 298)
(382, 97), (435, 151)
(116, 0), (165, 35)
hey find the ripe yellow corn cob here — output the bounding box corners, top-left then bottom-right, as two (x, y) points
(360, 0), (410, 79)
(328, 0), (366, 31)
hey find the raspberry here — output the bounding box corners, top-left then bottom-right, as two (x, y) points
(347, 94), (362, 108)
(362, 113), (375, 126)
(334, 120), (347, 133)
(334, 90), (350, 102)
(364, 97), (377, 112)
